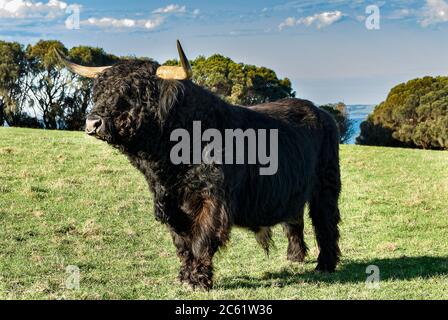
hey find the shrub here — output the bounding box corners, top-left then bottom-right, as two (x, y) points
(357, 77), (448, 150)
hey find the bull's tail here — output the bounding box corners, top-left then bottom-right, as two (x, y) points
(254, 227), (274, 255)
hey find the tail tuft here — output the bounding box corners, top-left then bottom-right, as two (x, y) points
(254, 227), (274, 256)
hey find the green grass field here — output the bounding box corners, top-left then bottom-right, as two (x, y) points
(1, 127), (447, 300)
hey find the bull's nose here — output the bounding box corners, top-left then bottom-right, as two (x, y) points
(85, 117), (102, 135)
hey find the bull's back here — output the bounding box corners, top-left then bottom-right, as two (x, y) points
(226, 99), (326, 226)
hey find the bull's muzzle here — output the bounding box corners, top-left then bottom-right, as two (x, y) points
(85, 116), (103, 136)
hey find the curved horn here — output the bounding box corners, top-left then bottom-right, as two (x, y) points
(55, 49), (111, 79)
(156, 40), (193, 80)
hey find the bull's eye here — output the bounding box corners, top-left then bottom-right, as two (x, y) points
(115, 112), (136, 138)
(117, 97), (131, 111)
(115, 112), (132, 135)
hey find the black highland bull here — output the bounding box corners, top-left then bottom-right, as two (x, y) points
(57, 41), (341, 290)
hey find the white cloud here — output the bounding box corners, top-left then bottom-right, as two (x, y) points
(299, 11), (343, 28)
(278, 17), (297, 30)
(82, 2), (199, 31)
(390, 8), (413, 20)
(0, 0), (75, 19)
(84, 16), (165, 30)
(143, 16), (165, 29)
(420, 0), (448, 26)
(85, 17), (135, 28)
(152, 3), (200, 17)
(152, 4), (186, 14)
(279, 11), (343, 30)
(0, 0), (198, 31)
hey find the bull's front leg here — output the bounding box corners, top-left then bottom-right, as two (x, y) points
(188, 249), (215, 290)
(170, 226), (218, 290)
(155, 192), (197, 284)
(181, 193), (230, 291)
(170, 229), (194, 283)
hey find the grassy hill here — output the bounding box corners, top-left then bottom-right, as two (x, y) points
(1, 127), (447, 300)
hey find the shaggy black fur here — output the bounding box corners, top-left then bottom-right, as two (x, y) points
(87, 59), (341, 290)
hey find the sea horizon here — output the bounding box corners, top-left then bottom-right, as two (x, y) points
(346, 104), (376, 144)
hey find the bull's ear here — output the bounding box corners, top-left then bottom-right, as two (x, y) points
(157, 79), (184, 122)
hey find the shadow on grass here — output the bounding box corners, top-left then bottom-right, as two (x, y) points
(219, 256), (448, 289)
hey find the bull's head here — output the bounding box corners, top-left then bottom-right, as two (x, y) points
(57, 40), (192, 145)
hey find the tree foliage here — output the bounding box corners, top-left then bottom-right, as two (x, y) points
(1, 40), (294, 130)
(26, 40), (69, 129)
(1, 40), (119, 130)
(0, 41), (29, 126)
(357, 77), (448, 149)
(165, 54), (295, 105)
(320, 102), (355, 144)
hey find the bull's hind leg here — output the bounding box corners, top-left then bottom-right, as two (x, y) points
(283, 217), (308, 262)
(309, 168), (341, 272)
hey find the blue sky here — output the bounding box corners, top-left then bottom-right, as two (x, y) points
(1, 0), (448, 104)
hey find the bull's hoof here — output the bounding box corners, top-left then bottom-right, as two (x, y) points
(188, 275), (213, 291)
(178, 272), (190, 284)
(315, 263), (336, 273)
(178, 266), (192, 283)
(287, 251), (306, 263)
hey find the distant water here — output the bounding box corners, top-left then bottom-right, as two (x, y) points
(346, 105), (375, 144)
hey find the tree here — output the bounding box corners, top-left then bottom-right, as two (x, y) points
(320, 102), (355, 144)
(164, 54), (295, 105)
(0, 41), (31, 126)
(356, 116), (406, 147)
(357, 77), (448, 149)
(243, 65), (294, 105)
(26, 40), (70, 129)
